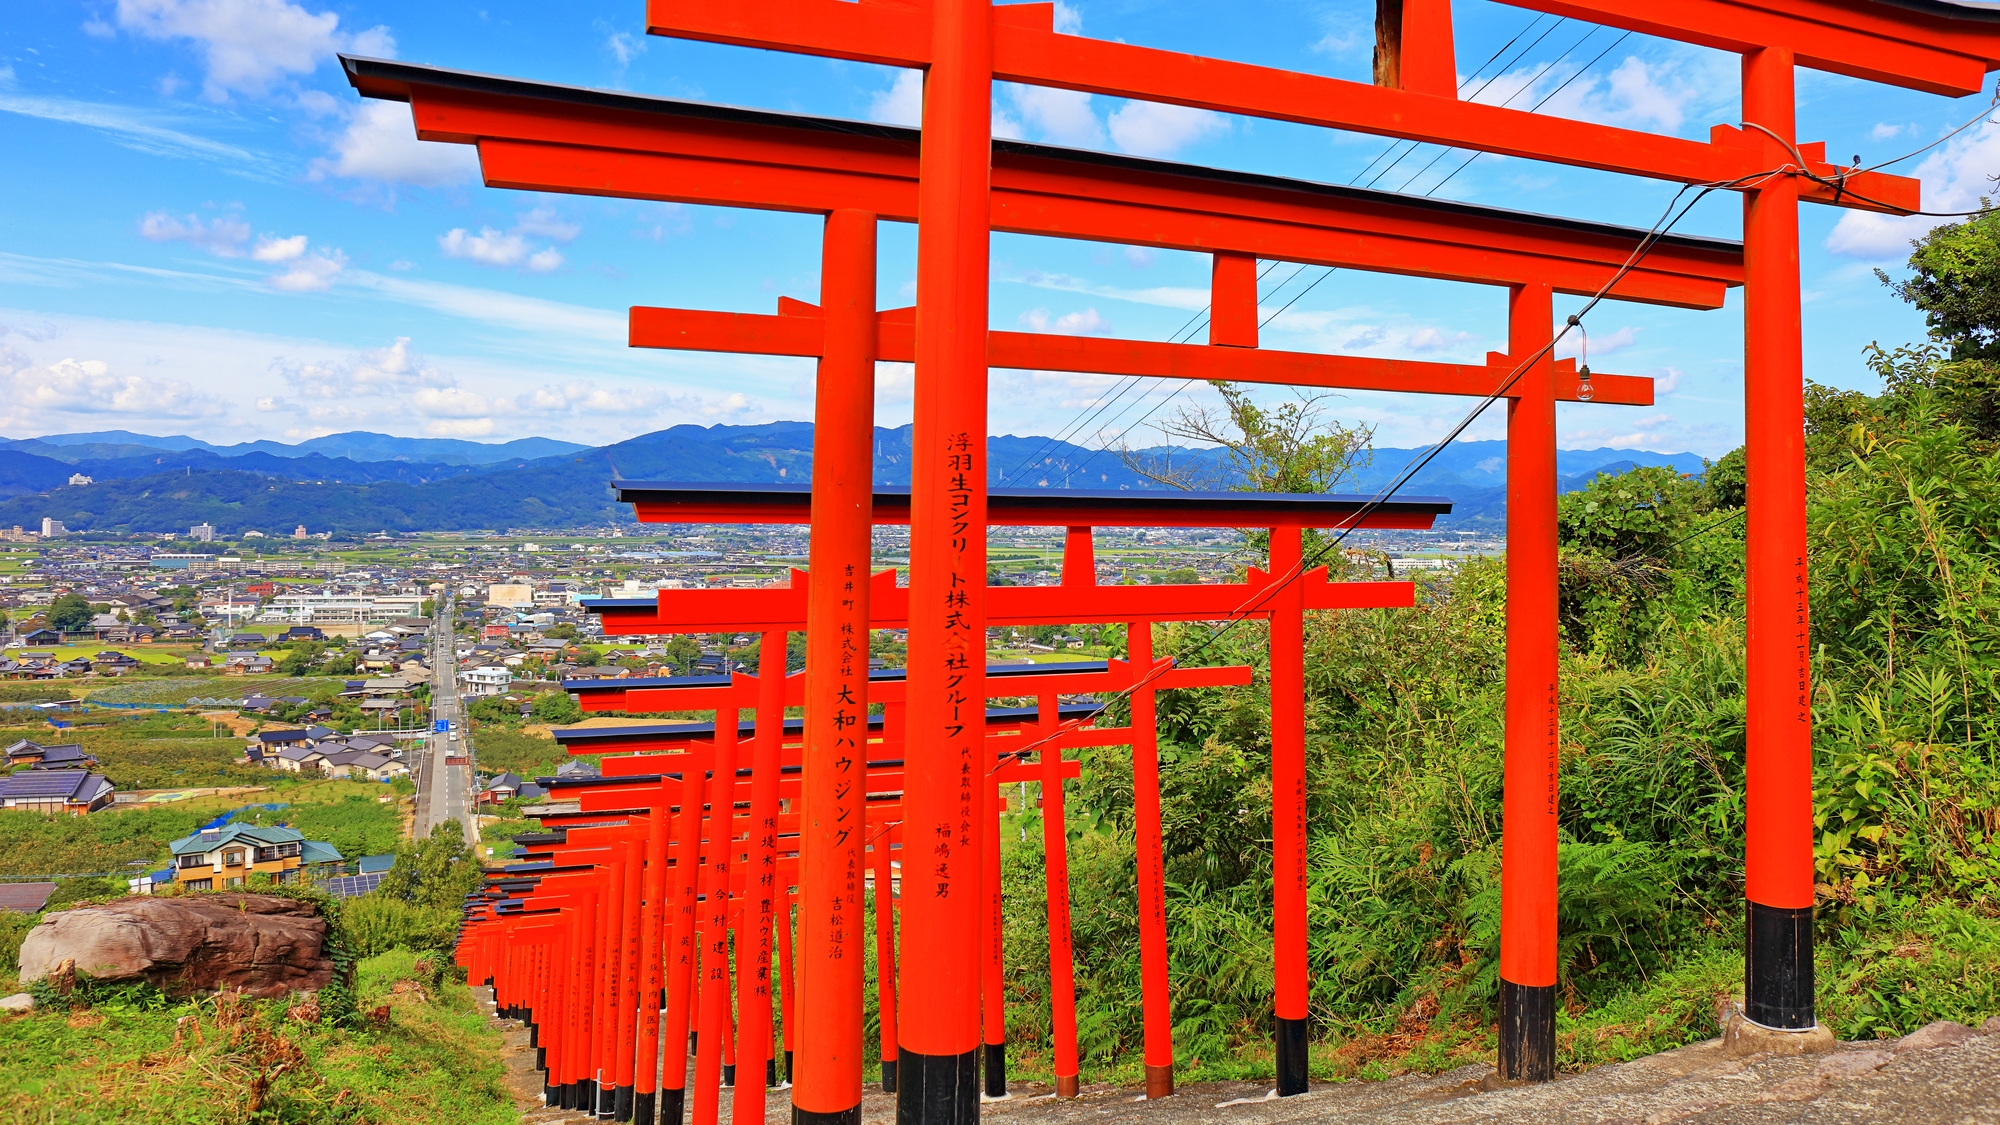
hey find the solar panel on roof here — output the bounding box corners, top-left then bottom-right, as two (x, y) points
(322, 872), (386, 898)
(0, 771), (93, 800)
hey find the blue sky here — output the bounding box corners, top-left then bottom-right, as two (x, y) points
(0, 1), (1993, 457)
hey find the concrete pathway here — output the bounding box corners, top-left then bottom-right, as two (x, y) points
(469, 986), (2000, 1125)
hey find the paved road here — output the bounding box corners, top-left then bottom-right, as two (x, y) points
(412, 596), (477, 845)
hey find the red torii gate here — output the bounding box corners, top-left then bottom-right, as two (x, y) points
(607, 5), (1994, 1111)
(394, 0), (2000, 1112)
(472, 677), (1109, 1117)
(580, 483), (1437, 1101)
(338, 51), (1748, 1108)
(550, 672), (1096, 1101)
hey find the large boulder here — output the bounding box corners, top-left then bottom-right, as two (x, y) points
(18, 893), (332, 999)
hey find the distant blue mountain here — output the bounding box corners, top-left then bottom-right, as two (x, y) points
(0, 421), (1719, 533)
(1, 430), (589, 466)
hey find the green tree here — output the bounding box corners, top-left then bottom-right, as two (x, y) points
(47, 593), (92, 633)
(531, 691), (583, 725)
(1117, 383), (1373, 494)
(376, 822), (481, 911)
(1879, 207), (2000, 361)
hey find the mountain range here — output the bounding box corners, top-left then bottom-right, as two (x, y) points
(0, 424), (1714, 535)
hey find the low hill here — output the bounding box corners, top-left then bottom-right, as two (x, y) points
(0, 422), (1711, 534)
(0, 430), (588, 466)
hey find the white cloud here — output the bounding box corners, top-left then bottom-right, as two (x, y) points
(0, 306), (799, 443)
(413, 386), (491, 418)
(1018, 306), (1107, 334)
(1555, 324), (1640, 360)
(869, 69), (923, 128)
(426, 417), (495, 437)
(1006, 84), (1104, 148)
(311, 100), (478, 187)
(0, 352), (220, 422)
(1647, 366), (1683, 396)
(1872, 122), (1908, 141)
(1107, 99), (1228, 158)
(343, 272), (626, 341)
(292, 88), (338, 117)
(514, 205), (581, 242)
(139, 210), (250, 256)
(250, 233), (307, 262)
(1006, 268), (1209, 310)
(1828, 116), (2000, 260)
(1405, 326), (1474, 353)
(112, 0), (393, 101)
(267, 248), (344, 291)
(439, 226), (532, 267)
(439, 210), (572, 272)
(606, 30), (646, 67)
(0, 92), (267, 169)
(278, 335), (450, 400)
(1052, 2), (1082, 34)
(1472, 55), (1692, 135)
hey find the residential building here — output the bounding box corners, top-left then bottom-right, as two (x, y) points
(0, 769), (115, 815)
(4, 740), (88, 767)
(294, 525), (308, 540)
(486, 583), (535, 609)
(319, 751), (403, 781)
(0, 883), (57, 912)
(267, 744), (326, 773)
(190, 523), (216, 542)
(40, 518), (66, 538)
(167, 823), (343, 890)
(459, 664), (512, 695)
(220, 652), (275, 674)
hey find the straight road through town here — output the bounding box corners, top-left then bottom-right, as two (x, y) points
(412, 596), (476, 845)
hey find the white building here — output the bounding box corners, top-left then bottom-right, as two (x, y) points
(67, 473), (92, 486)
(190, 523), (216, 542)
(459, 664), (513, 696)
(40, 518), (65, 538)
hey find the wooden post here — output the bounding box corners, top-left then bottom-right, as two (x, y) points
(1499, 281), (1559, 1082)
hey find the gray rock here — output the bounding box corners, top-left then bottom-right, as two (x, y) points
(1814, 1049), (1891, 1078)
(0, 993), (32, 1013)
(18, 893), (331, 999)
(1892, 1020), (1976, 1053)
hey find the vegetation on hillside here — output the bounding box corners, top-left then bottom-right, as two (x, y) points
(983, 213), (2000, 1083)
(0, 929), (512, 1124)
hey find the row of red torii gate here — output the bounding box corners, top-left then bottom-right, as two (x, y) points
(396, 2), (2000, 1124)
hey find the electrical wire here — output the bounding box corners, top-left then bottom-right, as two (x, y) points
(1847, 80), (2000, 177)
(1407, 31), (1632, 197)
(1365, 20), (1591, 190)
(1349, 14), (1560, 188)
(986, 164), (1791, 770)
(1012, 15), (1588, 481)
(999, 260), (1284, 483)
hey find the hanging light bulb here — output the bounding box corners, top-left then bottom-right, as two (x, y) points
(1574, 320), (1593, 401)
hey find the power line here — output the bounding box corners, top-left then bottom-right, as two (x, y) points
(990, 165), (1789, 768)
(1352, 15), (1565, 190)
(1362, 19), (1584, 191)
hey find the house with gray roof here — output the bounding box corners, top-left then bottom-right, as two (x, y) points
(0, 769), (115, 815)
